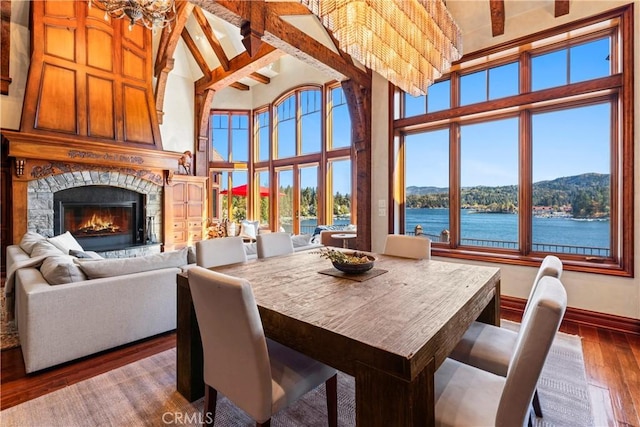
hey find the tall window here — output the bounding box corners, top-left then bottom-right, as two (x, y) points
(210, 84), (354, 234)
(393, 6), (633, 275)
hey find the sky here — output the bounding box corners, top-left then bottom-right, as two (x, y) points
(404, 36), (611, 189)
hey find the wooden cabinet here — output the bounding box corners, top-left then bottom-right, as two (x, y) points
(164, 175), (208, 251)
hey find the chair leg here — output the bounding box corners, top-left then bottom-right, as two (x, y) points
(325, 374), (338, 427)
(257, 420), (271, 427)
(532, 388), (543, 417)
(204, 385), (217, 427)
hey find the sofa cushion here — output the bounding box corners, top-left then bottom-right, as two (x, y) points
(292, 233), (312, 248)
(47, 231), (84, 254)
(19, 231), (47, 255)
(69, 249), (94, 259)
(76, 248), (188, 279)
(40, 255), (87, 285)
(30, 241), (66, 258)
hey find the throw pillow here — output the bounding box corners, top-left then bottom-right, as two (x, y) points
(69, 249), (94, 259)
(76, 247), (188, 279)
(19, 231), (47, 255)
(291, 234), (312, 248)
(30, 241), (65, 258)
(239, 222), (257, 240)
(40, 255), (87, 285)
(47, 231), (84, 254)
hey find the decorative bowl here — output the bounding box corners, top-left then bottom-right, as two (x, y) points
(332, 254), (376, 274)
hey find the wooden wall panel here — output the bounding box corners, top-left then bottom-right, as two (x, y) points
(1, 0), (12, 95)
(86, 27), (113, 71)
(36, 64), (77, 132)
(123, 50), (145, 81)
(44, 0), (75, 18)
(123, 85), (154, 144)
(87, 75), (115, 138)
(123, 22), (145, 49)
(44, 25), (75, 61)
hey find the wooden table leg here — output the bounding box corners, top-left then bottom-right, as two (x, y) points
(176, 273), (205, 401)
(355, 358), (435, 426)
(476, 279), (501, 326)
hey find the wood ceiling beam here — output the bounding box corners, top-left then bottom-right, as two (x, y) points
(182, 27), (211, 77)
(249, 72), (270, 84)
(192, 6), (230, 71)
(195, 43), (284, 93)
(153, 0), (194, 124)
(241, 0), (265, 56)
(554, 0), (570, 17)
(230, 82), (250, 91)
(191, 0), (370, 89)
(489, 0), (505, 37)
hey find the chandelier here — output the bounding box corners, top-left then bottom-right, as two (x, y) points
(89, 0), (176, 31)
(300, 0), (463, 96)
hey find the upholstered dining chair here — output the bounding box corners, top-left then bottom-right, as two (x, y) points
(383, 234), (431, 259)
(256, 232), (294, 259)
(196, 236), (247, 268)
(435, 276), (567, 427)
(188, 266), (338, 427)
(448, 255), (563, 418)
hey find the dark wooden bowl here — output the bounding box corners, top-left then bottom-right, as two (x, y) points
(332, 254), (375, 274)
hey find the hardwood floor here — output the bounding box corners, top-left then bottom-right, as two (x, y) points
(2, 318), (639, 426)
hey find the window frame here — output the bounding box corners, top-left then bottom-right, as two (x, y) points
(391, 5), (634, 276)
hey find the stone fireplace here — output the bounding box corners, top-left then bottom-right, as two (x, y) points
(26, 169), (163, 257)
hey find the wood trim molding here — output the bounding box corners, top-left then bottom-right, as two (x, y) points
(501, 295), (640, 336)
(1, 0), (11, 95)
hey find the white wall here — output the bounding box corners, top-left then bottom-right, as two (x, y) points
(370, 1), (640, 320)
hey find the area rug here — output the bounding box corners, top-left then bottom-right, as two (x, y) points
(0, 291), (19, 350)
(0, 324), (593, 427)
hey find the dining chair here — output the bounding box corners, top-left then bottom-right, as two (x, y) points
(196, 237), (247, 268)
(448, 255), (563, 419)
(256, 232), (294, 259)
(188, 266), (338, 427)
(383, 234), (431, 259)
(435, 276), (567, 427)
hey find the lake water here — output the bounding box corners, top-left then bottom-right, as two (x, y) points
(406, 208), (610, 253)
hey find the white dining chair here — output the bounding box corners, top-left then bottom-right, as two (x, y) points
(188, 266), (338, 427)
(435, 276), (567, 427)
(256, 232), (294, 259)
(448, 255), (563, 418)
(196, 237), (247, 268)
(383, 234), (431, 259)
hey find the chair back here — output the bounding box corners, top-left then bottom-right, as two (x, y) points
(496, 276), (567, 427)
(383, 234), (431, 260)
(257, 232), (294, 258)
(188, 267), (273, 420)
(195, 236), (247, 268)
(523, 255), (563, 318)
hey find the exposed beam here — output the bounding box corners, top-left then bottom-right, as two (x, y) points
(267, 2), (312, 16)
(248, 72), (270, 84)
(182, 27), (211, 77)
(153, 0), (193, 123)
(192, 6), (230, 71)
(195, 43), (284, 93)
(230, 82), (250, 91)
(191, 0), (370, 89)
(555, 0), (570, 17)
(489, 0), (505, 37)
(195, 89), (215, 176)
(241, 0), (265, 56)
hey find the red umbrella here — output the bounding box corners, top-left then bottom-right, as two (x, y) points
(220, 184), (270, 197)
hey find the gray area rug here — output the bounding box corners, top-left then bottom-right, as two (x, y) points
(0, 324), (593, 426)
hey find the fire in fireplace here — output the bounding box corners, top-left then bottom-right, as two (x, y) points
(54, 186), (146, 251)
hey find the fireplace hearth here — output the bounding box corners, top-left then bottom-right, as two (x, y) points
(54, 186), (145, 251)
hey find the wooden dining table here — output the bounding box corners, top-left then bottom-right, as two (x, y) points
(176, 250), (501, 427)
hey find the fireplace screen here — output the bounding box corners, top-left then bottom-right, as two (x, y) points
(54, 185), (145, 251)
(64, 205), (132, 238)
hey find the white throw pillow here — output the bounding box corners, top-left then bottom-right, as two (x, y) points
(19, 231), (47, 255)
(239, 222), (257, 240)
(40, 255), (87, 285)
(47, 231), (83, 254)
(291, 234), (312, 248)
(30, 241), (65, 258)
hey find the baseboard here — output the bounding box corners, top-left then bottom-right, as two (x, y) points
(501, 295), (640, 336)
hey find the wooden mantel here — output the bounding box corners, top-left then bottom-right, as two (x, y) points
(2, 130), (182, 172)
